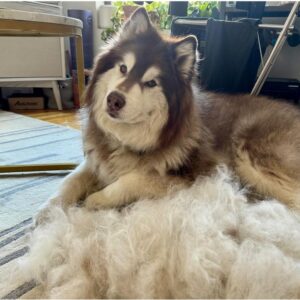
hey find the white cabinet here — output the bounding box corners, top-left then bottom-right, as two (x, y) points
(0, 1), (66, 110)
(0, 36), (65, 79)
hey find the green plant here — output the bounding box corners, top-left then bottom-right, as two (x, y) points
(101, 1), (172, 42)
(100, 15), (122, 42)
(144, 2), (172, 30)
(188, 1), (219, 17)
(100, 1), (133, 42)
(101, 1), (218, 42)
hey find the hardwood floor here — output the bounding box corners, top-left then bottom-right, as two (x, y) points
(15, 109), (82, 130)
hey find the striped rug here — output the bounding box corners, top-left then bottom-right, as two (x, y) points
(0, 110), (83, 298)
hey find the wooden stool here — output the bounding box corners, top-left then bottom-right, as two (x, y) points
(0, 9), (85, 173)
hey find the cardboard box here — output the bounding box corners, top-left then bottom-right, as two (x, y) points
(8, 97), (44, 110)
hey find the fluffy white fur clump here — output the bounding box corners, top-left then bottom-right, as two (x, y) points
(19, 167), (300, 298)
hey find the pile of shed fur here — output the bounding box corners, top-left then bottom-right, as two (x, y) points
(20, 166), (300, 298)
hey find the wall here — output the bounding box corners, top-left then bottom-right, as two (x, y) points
(62, 2), (300, 81)
(62, 1), (106, 61)
(260, 17), (300, 81)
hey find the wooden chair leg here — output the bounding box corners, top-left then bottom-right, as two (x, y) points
(75, 35), (85, 106)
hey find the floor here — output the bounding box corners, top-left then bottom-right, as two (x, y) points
(16, 109), (81, 130)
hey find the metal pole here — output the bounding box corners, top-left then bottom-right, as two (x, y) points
(251, 1), (300, 95)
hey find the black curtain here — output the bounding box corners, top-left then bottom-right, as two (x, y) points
(200, 18), (265, 93)
(171, 17), (266, 93)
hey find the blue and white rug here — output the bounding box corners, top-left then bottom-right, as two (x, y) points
(0, 110), (83, 298)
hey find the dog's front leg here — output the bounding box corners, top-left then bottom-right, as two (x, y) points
(84, 171), (187, 210)
(35, 160), (98, 224)
(52, 160), (99, 209)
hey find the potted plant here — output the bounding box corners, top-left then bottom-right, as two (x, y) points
(100, 1), (171, 42)
(100, 1), (219, 43)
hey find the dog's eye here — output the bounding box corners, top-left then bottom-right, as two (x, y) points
(120, 64), (127, 74)
(144, 80), (157, 88)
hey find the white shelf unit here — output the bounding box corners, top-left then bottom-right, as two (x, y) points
(0, 1), (66, 110)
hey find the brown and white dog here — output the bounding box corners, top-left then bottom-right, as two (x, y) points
(38, 7), (300, 217)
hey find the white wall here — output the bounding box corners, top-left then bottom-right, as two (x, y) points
(62, 1), (106, 59)
(261, 17), (300, 81)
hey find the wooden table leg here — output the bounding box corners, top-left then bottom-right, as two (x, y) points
(75, 35), (85, 106)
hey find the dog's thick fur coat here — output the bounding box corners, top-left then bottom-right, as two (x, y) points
(21, 168), (300, 298)
(36, 7), (300, 218)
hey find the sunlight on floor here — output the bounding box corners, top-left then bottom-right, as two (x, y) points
(14, 109), (82, 130)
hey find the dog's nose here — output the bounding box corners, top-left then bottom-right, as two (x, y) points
(107, 91), (125, 112)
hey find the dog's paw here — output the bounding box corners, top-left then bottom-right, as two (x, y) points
(84, 192), (111, 210)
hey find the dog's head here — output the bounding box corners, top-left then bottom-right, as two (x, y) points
(85, 7), (198, 151)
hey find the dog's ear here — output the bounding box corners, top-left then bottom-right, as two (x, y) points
(121, 7), (151, 36)
(173, 35), (198, 80)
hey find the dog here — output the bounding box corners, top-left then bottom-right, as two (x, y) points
(37, 7), (300, 217)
